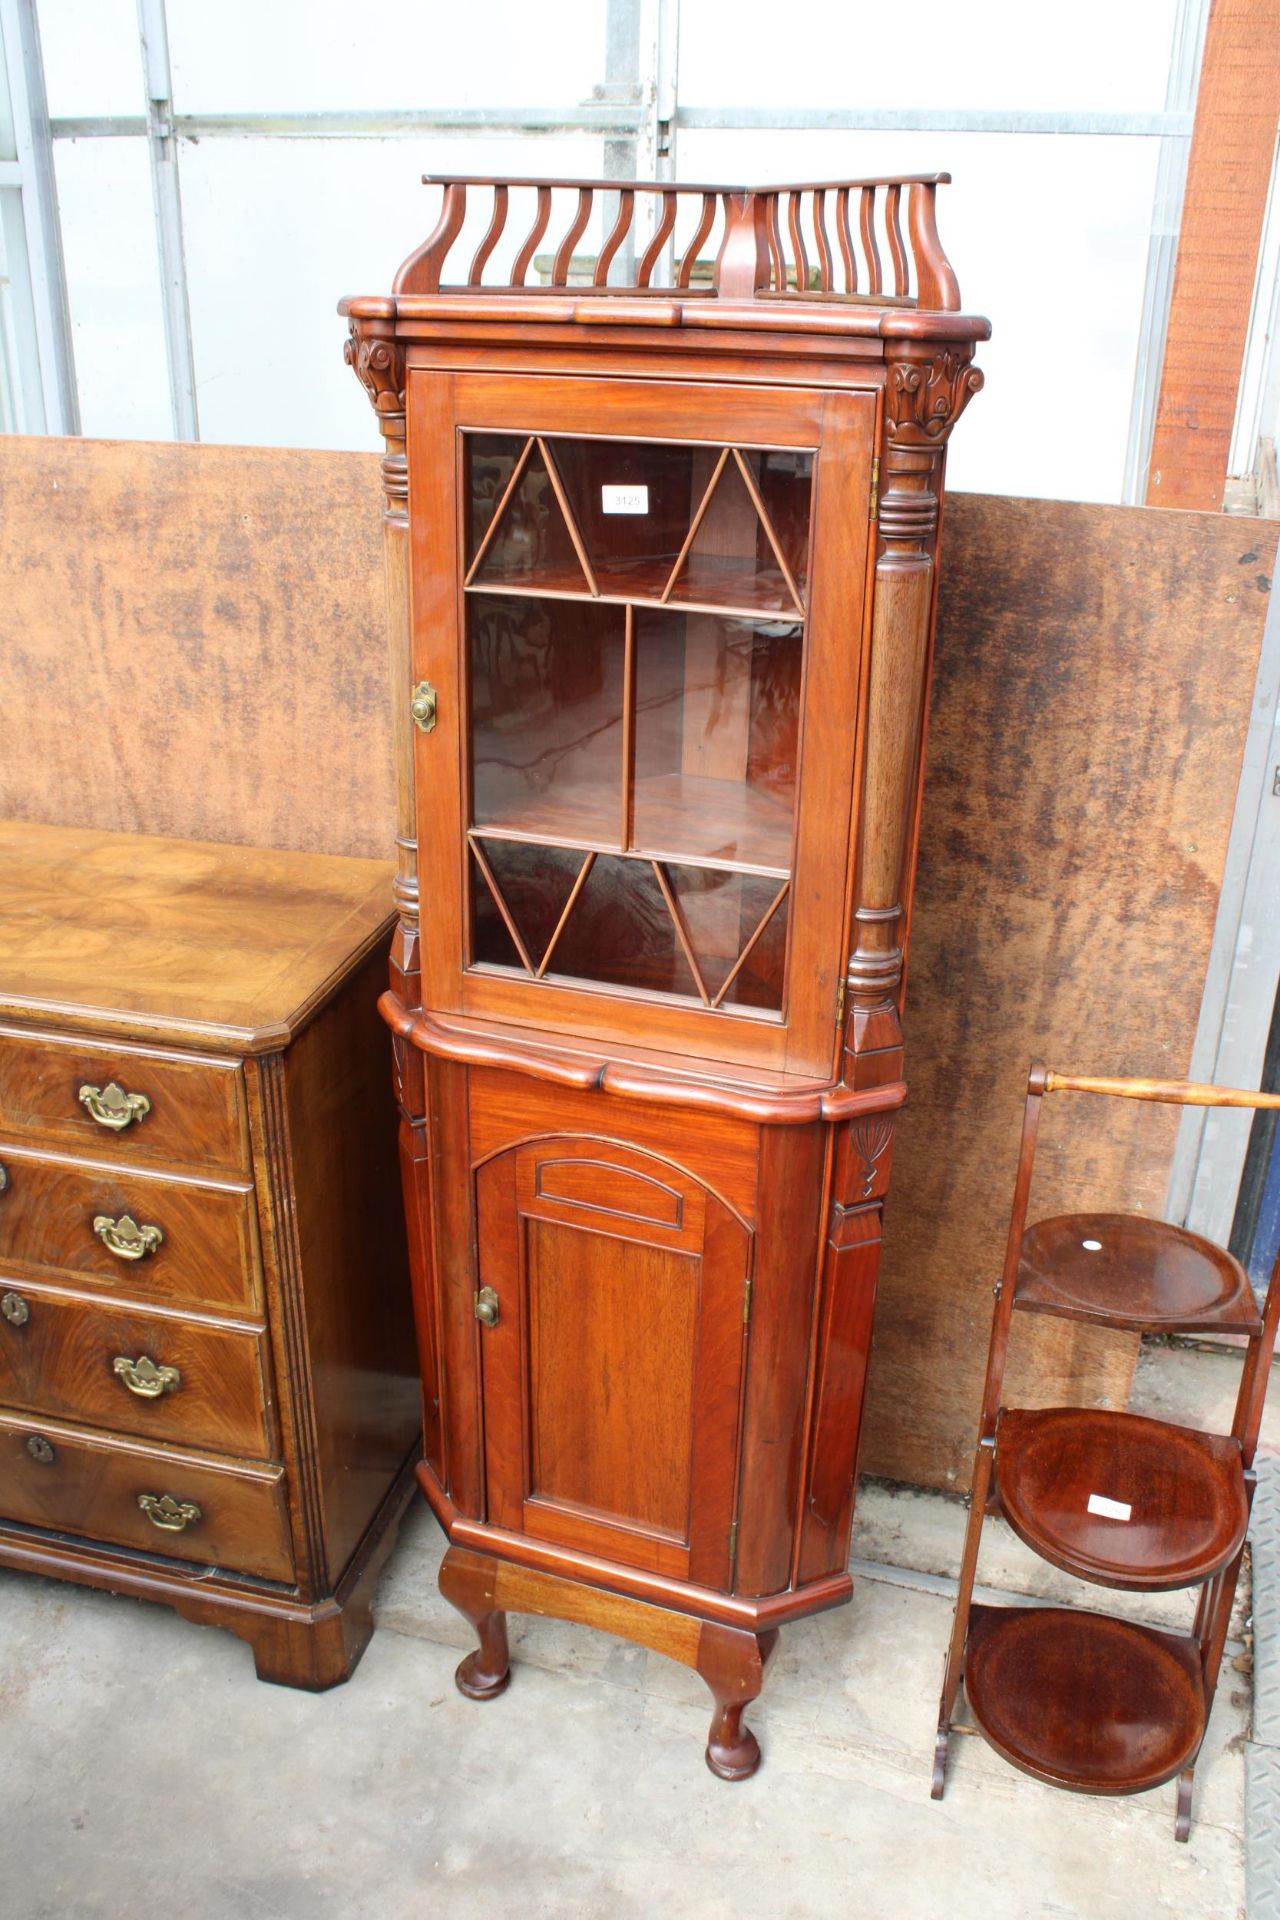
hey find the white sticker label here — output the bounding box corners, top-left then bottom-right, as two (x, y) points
(602, 485), (649, 515)
(1087, 1493), (1132, 1522)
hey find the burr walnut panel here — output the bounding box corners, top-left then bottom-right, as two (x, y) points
(0, 1024), (248, 1176)
(0, 1410), (293, 1583)
(0, 1144), (261, 1315)
(0, 1280), (273, 1457)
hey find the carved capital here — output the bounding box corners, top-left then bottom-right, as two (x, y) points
(344, 321), (405, 423)
(884, 345), (983, 448)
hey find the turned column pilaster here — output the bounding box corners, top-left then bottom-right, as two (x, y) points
(842, 340), (983, 1089)
(344, 317), (419, 1010)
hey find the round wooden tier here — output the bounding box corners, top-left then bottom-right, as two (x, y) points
(963, 1604), (1206, 1795)
(995, 1407), (1248, 1590)
(1015, 1212), (1260, 1334)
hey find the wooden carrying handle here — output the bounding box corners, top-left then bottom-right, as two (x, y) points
(1039, 1068), (1280, 1110)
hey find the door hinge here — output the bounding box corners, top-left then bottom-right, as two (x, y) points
(743, 1275), (753, 1325)
(727, 1518), (739, 1577)
(869, 455), (880, 523)
(836, 977), (847, 1029)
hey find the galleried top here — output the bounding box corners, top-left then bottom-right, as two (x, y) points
(378, 173), (974, 316)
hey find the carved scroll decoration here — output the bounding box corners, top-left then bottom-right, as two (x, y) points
(885, 348), (985, 446)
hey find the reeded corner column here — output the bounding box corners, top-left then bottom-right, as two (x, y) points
(343, 312), (418, 1011)
(841, 339), (984, 1093)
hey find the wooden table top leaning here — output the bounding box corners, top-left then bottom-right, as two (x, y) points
(934, 1065), (1280, 1841)
(342, 170), (989, 1775)
(0, 822), (421, 1689)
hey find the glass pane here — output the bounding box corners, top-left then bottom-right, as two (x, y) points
(632, 609), (801, 869)
(665, 867), (790, 1012)
(460, 424), (810, 1020)
(470, 840), (586, 973)
(468, 842), (788, 1015)
(467, 435), (591, 590)
(468, 593), (625, 843)
(463, 432), (813, 616)
(471, 847), (699, 1001)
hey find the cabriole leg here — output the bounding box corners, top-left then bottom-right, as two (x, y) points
(439, 1545), (511, 1700)
(696, 1622), (779, 1780)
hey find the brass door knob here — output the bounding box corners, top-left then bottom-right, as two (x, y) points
(138, 1493), (201, 1532)
(79, 1082), (152, 1131)
(410, 680), (438, 733)
(474, 1286), (500, 1328)
(93, 1214), (164, 1261)
(113, 1355), (181, 1399)
(25, 1435), (56, 1465)
(1, 1291), (29, 1327)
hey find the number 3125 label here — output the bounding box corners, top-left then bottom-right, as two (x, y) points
(602, 485), (649, 514)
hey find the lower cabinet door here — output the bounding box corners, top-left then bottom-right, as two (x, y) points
(476, 1137), (751, 1588)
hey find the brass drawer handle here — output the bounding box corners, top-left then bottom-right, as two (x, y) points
(93, 1213), (164, 1261)
(0, 1162), (8, 1192)
(25, 1434), (56, 1465)
(113, 1354), (181, 1399)
(138, 1492), (201, 1532)
(474, 1286), (500, 1328)
(79, 1082), (152, 1131)
(1, 1290), (29, 1327)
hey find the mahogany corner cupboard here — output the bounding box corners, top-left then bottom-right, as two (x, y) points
(342, 174), (989, 1775)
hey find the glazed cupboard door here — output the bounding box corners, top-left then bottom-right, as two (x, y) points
(408, 371), (878, 1078)
(474, 1141), (751, 1584)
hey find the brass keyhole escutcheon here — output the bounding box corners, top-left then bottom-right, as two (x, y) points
(410, 680), (438, 734)
(474, 1286), (500, 1328)
(1, 1291), (29, 1327)
(79, 1082), (152, 1131)
(26, 1435), (56, 1466)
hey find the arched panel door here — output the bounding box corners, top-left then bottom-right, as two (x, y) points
(475, 1137), (752, 1587)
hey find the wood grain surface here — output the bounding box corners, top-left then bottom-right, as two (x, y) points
(0, 1278), (272, 1457)
(0, 1142), (261, 1315)
(862, 495), (1276, 1487)
(0, 1407), (293, 1583)
(2, 437), (1271, 1487)
(0, 823), (393, 1050)
(0, 434), (392, 856)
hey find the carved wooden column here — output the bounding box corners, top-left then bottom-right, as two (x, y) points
(345, 317), (443, 1474)
(344, 315), (417, 1009)
(801, 340), (984, 1577)
(843, 340), (983, 1093)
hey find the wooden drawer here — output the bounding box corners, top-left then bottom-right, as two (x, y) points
(0, 1143), (261, 1314)
(0, 1024), (247, 1176)
(0, 1410), (294, 1583)
(0, 1280), (273, 1458)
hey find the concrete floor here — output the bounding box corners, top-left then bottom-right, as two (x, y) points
(0, 1342), (1261, 1920)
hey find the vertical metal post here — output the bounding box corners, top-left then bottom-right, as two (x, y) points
(632, 0), (679, 280)
(1121, 0), (1210, 504)
(601, 0), (642, 283)
(137, 0), (197, 439)
(648, 0), (679, 184)
(0, 0), (78, 433)
(1167, 575), (1280, 1240)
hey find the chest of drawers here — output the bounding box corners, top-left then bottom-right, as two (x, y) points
(0, 824), (420, 1687)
